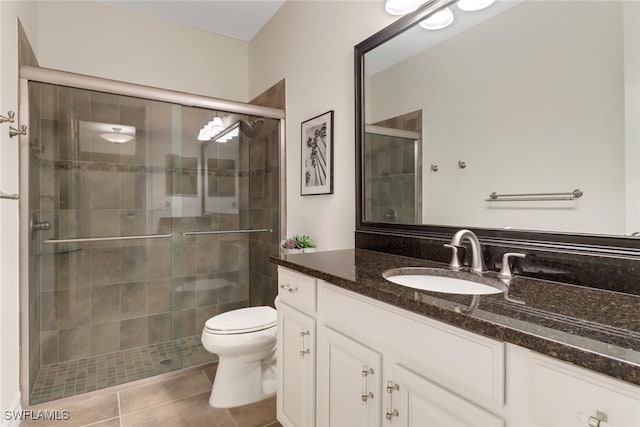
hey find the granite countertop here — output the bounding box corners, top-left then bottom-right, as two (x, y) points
(270, 248), (640, 386)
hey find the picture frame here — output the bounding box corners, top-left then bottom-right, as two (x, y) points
(301, 110), (333, 195)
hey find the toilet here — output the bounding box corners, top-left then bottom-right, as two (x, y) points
(201, 306), (277, 408)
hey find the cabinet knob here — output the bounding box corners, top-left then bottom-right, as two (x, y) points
(279, 283), (298, 293)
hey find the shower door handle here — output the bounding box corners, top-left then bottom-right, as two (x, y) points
(32, 220), (51, 231)
(44, 233), (173, 243)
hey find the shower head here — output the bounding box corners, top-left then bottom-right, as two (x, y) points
(238, 118), (263, 139)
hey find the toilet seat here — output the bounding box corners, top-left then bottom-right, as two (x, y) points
(204, 306), (277, 335)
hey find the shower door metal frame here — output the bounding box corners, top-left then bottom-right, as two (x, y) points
(18, 66), (287, 407)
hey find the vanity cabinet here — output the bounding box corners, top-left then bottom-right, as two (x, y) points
(276, 266), (640, 426)
(276, 268), (317, 427)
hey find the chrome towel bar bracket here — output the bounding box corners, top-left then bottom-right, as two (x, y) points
(0, 111), (15, 124)
(9, 124), (28, 138)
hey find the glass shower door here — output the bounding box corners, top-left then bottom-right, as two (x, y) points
(27, 82), (280, 404)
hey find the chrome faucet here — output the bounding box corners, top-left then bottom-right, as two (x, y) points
(447, 229), (486, 274)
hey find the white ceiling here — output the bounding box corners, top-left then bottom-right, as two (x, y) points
(101, 0), (286, 42)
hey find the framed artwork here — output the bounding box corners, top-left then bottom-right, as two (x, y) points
(301, 110), (333, 195)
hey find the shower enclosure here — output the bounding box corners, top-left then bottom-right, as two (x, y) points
(20, 70), (284, 405)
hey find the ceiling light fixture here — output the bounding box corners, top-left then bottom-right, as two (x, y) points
(419, 7), (454, 30)
(384, 0), (421, 16)
(100, 127), (134, 144)
(456, 0), (496, 12)
(197, 115), (226, 142)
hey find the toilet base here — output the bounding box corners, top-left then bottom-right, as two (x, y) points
(209, 349), (277, 408)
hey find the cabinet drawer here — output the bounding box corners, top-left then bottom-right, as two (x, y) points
(530, 355), (640, 427)
(278, 267), (316, 313)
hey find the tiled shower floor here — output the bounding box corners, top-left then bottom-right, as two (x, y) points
(30, 335), (215, 405)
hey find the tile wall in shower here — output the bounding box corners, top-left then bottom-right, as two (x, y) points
(247, 80), (284, 308)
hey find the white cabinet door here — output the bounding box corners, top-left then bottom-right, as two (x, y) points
(277, 301), (316, 427)
(317, 326), (382, 427)
(531, 355), (640, 427)
(388, 364), (504, 427)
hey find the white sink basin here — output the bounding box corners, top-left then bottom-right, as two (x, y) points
(382, 267), (506, 295)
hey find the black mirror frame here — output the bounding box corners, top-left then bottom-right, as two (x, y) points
(354, 0), (640, 258)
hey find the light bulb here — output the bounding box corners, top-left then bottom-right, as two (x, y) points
(211, 116), (224, 133)
(419, 7), (454, 30)
(197, 128), (210, 141)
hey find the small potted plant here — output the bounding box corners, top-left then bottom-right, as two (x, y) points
(280, 234), (317, 255)
(280, 236), (303, 255)
(294, 235), (317, 253)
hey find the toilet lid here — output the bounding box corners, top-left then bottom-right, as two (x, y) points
(204, 306), (277, 334)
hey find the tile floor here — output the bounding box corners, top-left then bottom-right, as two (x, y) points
(20, 365), (280, 427)
(30, 336), (215, 405)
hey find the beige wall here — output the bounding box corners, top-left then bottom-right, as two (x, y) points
(249, 1), (394, 251)
(34, 1), (249, 101)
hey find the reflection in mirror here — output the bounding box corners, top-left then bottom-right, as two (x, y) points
(364, 110), (422, 223)
(361, 0), (640, 237)
(77, 121), (136, 160)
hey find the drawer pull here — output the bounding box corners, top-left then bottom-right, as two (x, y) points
(279, 283), (299, 293)
(299, 328), (310, 359)
(385, 381), (400, 422)
(578, 411), (609, 427)
(361, 366), (375, 404)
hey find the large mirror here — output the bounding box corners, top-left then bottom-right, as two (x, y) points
(356, 0), (640, 250)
